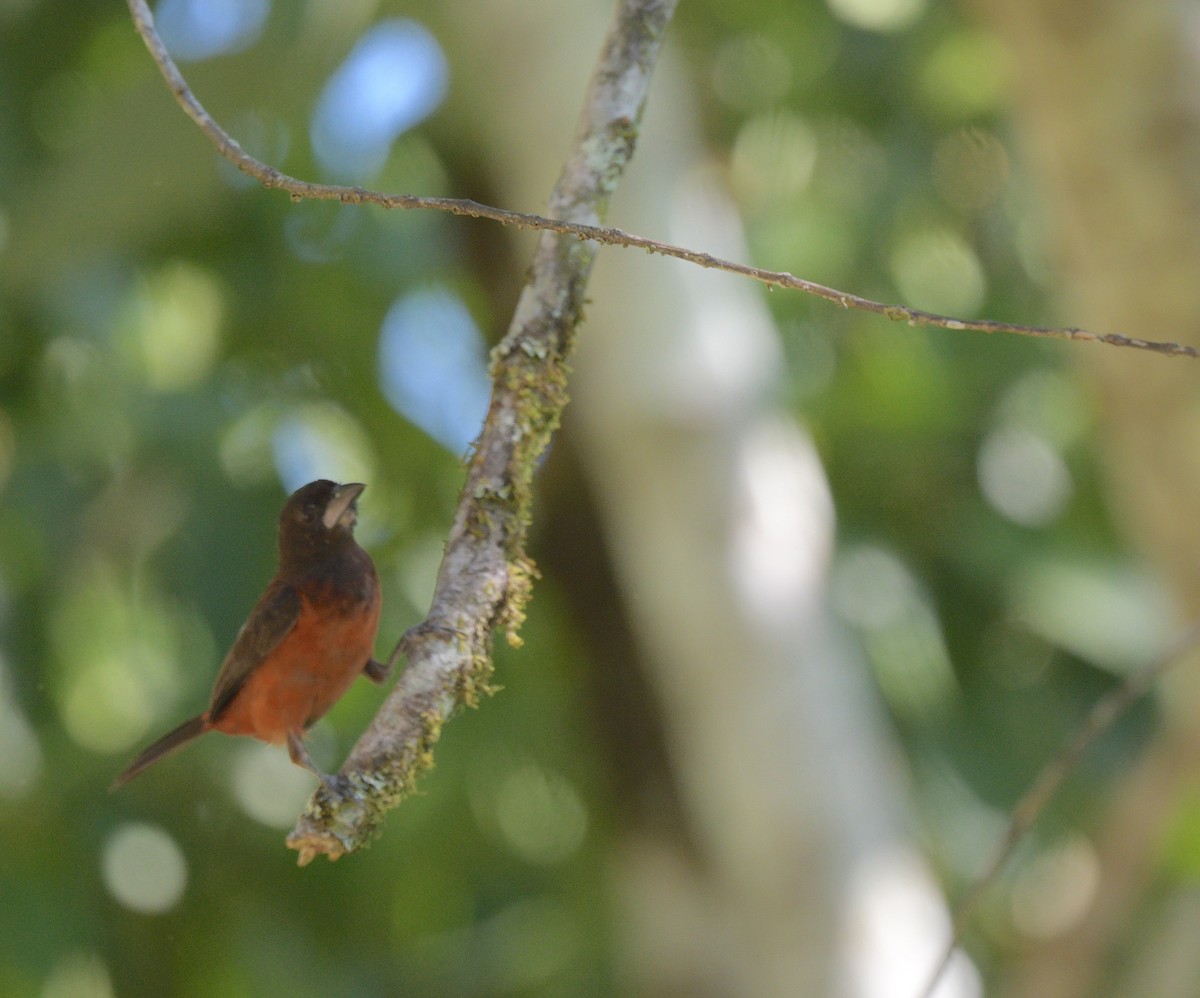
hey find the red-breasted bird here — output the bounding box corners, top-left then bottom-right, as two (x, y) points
(111, 480), (387, 791)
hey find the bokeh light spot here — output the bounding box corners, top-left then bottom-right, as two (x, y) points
(1014, 560), (1169, 672)
(231, 742), (314, 827)
(494, 765), (588, 866)
(219, 402), (280, 487)
(730, 420), (833, 623)
(52, 563), (186, 753)
(890, 228), (985, 317)
(61, 656), (153, 754)
(846, 848), (982, 998)
(1010, 837), (1099, 939)
(102, 823), (188, 915)
(919, 31), (1008, 119)
(395, 532), (446, 614)
(311, 19), (447, 181)
(155, 0), (270, 62)
(378, 286), (490, 454)
(271, 400), (376, 493)
(41, 951), (115, 998)
(995, 369), (1090, 449)
(119, 261), (224, 392)
(978, 428), (1071, 527)
(833, 545), (957, 719)
(730, 112), (818, 211)
(826, 0), (925, 33)
(483, 899), (583, 991)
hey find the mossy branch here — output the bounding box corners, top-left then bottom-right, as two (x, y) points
(109, 0), (666, 865)
(280, 0), (675, 862)
(124, 0), (676, 864)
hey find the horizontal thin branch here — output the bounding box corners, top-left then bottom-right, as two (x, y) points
(125, 0), (1198, 359)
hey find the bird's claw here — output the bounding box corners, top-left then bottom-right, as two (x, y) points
(362, 657), (391, 684)
(316, 771), (356, 800)
(399, 619), (465, 654)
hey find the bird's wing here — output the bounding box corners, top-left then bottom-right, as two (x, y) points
(208, 582), (302, 722)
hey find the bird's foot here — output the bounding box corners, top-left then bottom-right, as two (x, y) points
(316, 771), (355, 799)
(399, 618), (466, 655)
(362, 657), (391, 684)
(287, 731), (358, 800)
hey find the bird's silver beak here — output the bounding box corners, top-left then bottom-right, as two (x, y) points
(323, 482), (366, 530)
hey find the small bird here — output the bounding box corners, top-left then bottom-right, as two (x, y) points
(111, 480), (387, 791)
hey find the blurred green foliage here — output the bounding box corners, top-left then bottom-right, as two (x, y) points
(0, 0), (1171, 994)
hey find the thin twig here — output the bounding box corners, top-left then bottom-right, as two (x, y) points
(917, 622), (1200, 998)
(125, 0), (1198, 359)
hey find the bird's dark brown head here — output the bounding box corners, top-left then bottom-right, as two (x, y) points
(277, 480), (366, 573)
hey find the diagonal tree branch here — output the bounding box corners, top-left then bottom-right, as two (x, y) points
(127, 0), (677, 861)
(124, 0), (683, 865)
(280, 0), (677, 862)
(125, 0), (1197, 359)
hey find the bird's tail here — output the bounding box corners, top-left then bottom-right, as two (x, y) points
(109, 715), (208, 791)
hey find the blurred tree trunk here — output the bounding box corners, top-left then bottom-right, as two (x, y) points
(440, 3), (969, 995)
(972, 1), (1200, 995)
